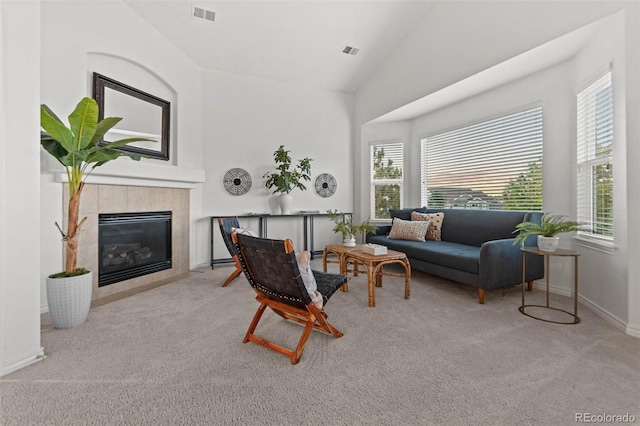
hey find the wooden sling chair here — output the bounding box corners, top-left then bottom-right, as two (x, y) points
(218, 217), (243, 287)
(232, 231), (347, 364)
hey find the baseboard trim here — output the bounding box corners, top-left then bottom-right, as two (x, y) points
(626, 323), (640, 338)
(1, 347), (44, 377)
(532, 280), (630, 336)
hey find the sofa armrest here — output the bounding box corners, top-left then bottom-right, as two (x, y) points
(479, 238), (544, 290)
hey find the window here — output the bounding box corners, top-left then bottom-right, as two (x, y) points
(370, 142), (403, 219)
(577, 70), (613, 239)
(421, 107), (543, 211)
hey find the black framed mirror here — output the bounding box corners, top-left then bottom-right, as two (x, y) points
(93, 72), (170, 161)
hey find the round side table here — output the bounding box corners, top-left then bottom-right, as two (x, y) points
(520, 246), (580, 324)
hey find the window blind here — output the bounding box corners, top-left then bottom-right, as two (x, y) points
(577, 70), (613, 238)
(421, 107), (543, 211)
(370, 142), (403, 219)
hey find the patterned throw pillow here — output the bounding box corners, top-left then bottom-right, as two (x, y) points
(387, 218), (431, 242)
(296, 251), (323, 309)
(411, 211), (445, 241)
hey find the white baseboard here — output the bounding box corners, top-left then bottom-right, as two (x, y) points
(532, 281), (630, 336)
(626, 323), (640, 338)
(1, 347), (45, 377)
(190, 262), (211, 270)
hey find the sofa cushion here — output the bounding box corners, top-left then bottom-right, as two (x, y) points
(368, 235), (480, 274)
(421, 208), (526, 247)
(389, 207), (427, 221)
(411, 211), (444, 241)
(387, 218), (431, 242)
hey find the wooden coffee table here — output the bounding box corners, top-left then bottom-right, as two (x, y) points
(343, 249), (411, 307)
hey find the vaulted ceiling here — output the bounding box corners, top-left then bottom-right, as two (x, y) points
(124, 1), (431, 93)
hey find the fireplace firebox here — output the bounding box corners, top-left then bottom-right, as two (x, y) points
(98, 211), (172, 287)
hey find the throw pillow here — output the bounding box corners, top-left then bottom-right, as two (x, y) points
(295, 251), (323, 309)
(411, 211), (445, 241)
(387, 218), (431, 242)
(231, 226), (258, 237)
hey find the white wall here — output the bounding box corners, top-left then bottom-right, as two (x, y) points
(623, 1), (640, 337)
(0, 1), (44, 376)
(354, 1), (640, 334)
(39, 1), (205, 308)
(201, 69), (354, 265)
(570, 11), (630, 330)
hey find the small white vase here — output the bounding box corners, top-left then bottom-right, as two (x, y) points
(343, 236), (356, 247)
(278, 193), (292, 215)
(537, 235), (560, 252)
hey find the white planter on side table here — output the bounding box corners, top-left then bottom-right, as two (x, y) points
(537, 235), (560, 252)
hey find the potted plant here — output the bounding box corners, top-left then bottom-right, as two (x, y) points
(513, 213), (581, 252)
(263, 145), (312, 214)
(327, 210), (377, 247)
(41, 97), (151, 329)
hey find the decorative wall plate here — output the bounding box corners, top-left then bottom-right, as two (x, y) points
(314, 173), (337, 198)
(223, 168), (252, 196)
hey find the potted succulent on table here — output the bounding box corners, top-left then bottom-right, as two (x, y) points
(327, 210), (377, 247)
(41, 97), (152, 329)
(263, 145), (312, 214)
(513, 213), (581, 252)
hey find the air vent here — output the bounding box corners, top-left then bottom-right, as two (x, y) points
(193, 5), (215, 22)
(342, 46), (360, 56)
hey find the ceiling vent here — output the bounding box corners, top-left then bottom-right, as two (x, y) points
(342, 46), (360, 56)
(193, 5), (215, 22)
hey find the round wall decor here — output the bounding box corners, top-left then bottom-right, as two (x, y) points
(314, 173), (337, 198)
(223, 168), (252, 196)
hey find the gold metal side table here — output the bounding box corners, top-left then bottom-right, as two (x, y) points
(520, 246), (580, 324)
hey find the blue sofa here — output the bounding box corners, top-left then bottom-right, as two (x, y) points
(367, 208), (544, 304)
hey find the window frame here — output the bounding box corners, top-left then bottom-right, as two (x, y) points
(420, 105), (543, 212)
(369, 141), (404, 221)
(575, 68), (616, 254)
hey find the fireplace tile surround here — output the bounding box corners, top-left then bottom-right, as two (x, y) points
(63, 184), (190, 305)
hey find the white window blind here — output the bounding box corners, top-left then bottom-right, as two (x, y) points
(420, 107), (543, 211)
(577, 70), (613, 238)
(370, 142), (403, 219)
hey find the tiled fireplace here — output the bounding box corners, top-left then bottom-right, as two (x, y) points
(68, 184), (190, 305)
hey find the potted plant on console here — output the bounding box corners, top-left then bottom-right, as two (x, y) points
(263, 145), (312, 215)
(513, 213), (581, 252)
(41, 97), (151, 329)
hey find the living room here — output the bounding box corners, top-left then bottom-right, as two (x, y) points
(1, 0), (639, 420)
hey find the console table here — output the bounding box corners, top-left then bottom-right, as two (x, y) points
(520, 246), (580, 324)
(210, 212), (351, 268)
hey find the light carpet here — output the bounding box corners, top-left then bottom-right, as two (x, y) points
(2, 261), (639, 425)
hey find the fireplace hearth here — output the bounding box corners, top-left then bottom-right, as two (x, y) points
(98, 211), (172, 287)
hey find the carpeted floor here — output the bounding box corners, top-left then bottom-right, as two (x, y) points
(2, 261), (639, 425)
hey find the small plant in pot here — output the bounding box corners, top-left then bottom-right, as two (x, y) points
(327, 210), (377, 247)
(513, 213), (581, 252)
(41, 97), (152, 329)
(263, 145), (312, 215)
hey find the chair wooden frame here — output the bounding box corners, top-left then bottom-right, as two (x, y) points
(218, 217), (243, 287)
(232, 231), (346, 365)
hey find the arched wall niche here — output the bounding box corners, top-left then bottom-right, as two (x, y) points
(87, 52), (178, 165)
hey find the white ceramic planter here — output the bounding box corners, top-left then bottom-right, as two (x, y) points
(537, 235), (560, 252)
(278, 193), (293, 215)
(46, 271), (93, 329)
(343, 236), (356, 247)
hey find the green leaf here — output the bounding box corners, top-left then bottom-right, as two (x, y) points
(40, 133), (69, 166)
(89, 116), (122, 148)
(41, 105), (74, 153)
(68, 97), (98, 150)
